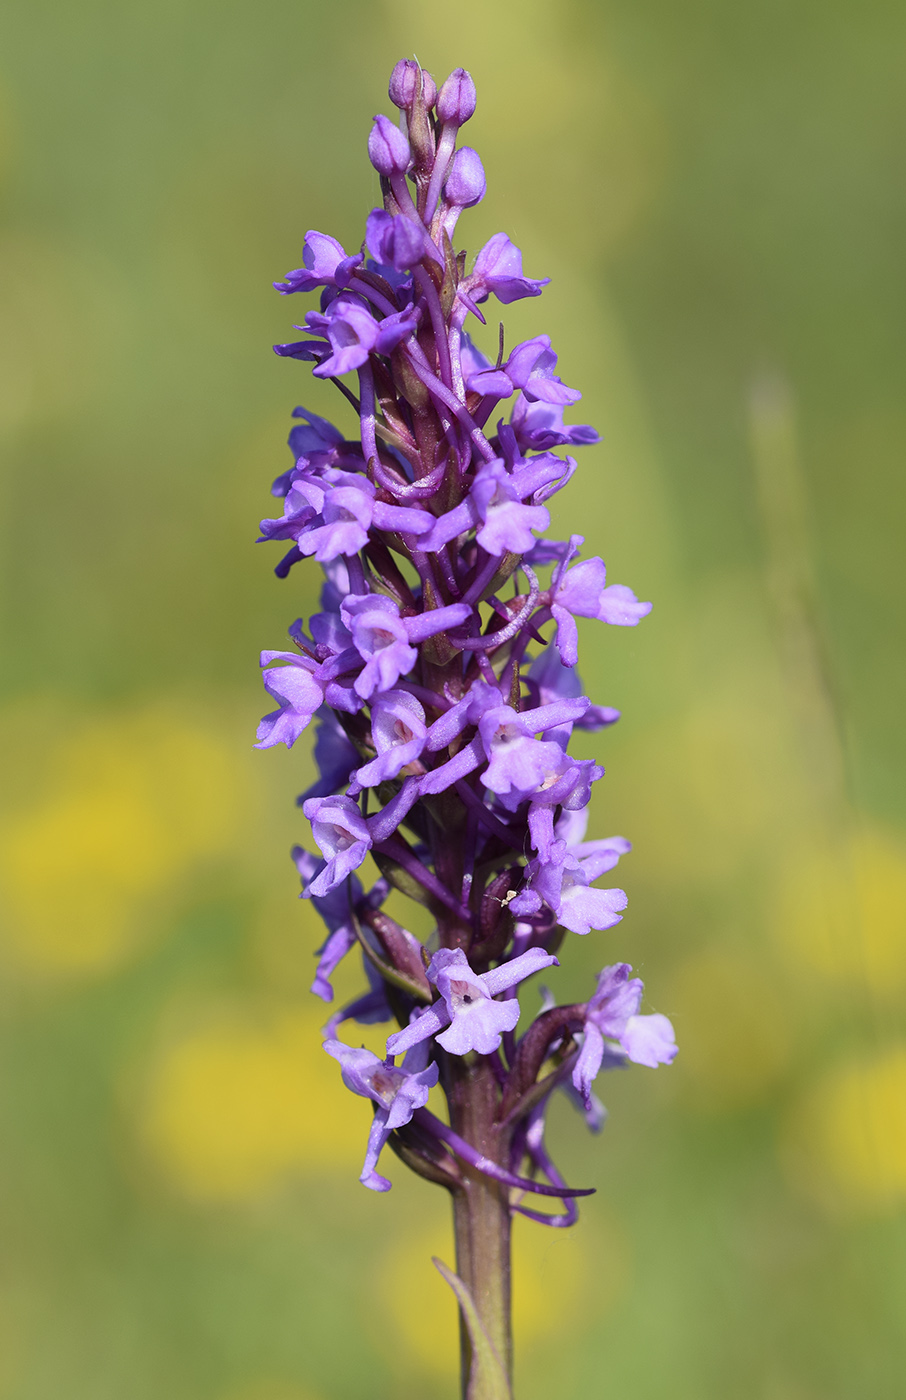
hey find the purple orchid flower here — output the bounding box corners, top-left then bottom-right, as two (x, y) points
(462, 232), (550, 308)
(302, 779), (420, 896)
(417, 454), (572, 556)
(267, 408), (359, 497)
(340, 592), (471, 699)
(297, 478), (434, 563)
(470, 458), (551, 554)
(304, 295), (419, 379)
(349, 689), (427, 792)
(467, 334), (581, 407)
(301, 795), (372, 895)
(573, 964), (677, 1109)
(274, 231), (363, 296)
(550, 536), (653, 666)
(323, 1039), (439, 1191)
(514, 837), (629, 934)
(258, 470), (332, 545)
(478, 697), (590, 803)
(508, 394), (600, 452)
(254, 651), (324, 750)
(417, 689), (592, 801)
(386, 946), (559, 1058)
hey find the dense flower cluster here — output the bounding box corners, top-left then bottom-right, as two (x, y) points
(258, 59), (676, 1217)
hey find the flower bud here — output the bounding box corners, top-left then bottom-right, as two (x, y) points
(366, 208), (428, 271)
(444, 146), (486, 207)
(389, 59), (437, 111)
(367, 113), (412, 175)
(437, 68), (477, 126)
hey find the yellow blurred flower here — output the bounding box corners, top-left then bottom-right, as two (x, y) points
(137, 1003), (368, 1200)
(0, 705), (252, 976)
(781, 1045), (906, 1214)
(775, 825), (906, 1001)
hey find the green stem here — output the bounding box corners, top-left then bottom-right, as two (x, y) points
(448, 1056), (513, 1398)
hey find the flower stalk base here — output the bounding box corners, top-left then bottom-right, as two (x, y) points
(449, 1057), (513, 1395)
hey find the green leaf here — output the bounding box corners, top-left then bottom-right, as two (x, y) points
(432, 1257), (512, 1400)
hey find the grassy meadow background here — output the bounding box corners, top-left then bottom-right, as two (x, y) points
(1, 1), (905, 1397)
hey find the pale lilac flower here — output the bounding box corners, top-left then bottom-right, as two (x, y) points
(543, 855), (628, 935)
(266, 408), (356, 498)
(255, 653), (323, 750)
(302, 780), (421, 895)
(302, 795), (373, 895)
(471, 458), (551, 554)
(307, 295), (419, 379)
(341, 593), (471, 698)
(418, 457), (554, 556)
(323, 1039), (439, 1191)
(509, 395), (600, 452)
(478, 697), (590, 801)
(550, 537), (653, 666)
(463, 232), (549, 307)
(573, 964), (677, 1108)
(294, 478), (434, 563)
(342, 594), (418, 697)
(274, 231), (363, 296)
(386, 946), (558, 1058)
(258, 471), (329, 544)
(350, 690), (427, 791)
(467, 334), (581, 407)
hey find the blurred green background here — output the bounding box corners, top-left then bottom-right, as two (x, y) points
(1, 1), (904, 1397)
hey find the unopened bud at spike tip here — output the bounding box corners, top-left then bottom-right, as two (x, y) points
(367, 112), (412, 176)
(437, 67), (477, 126)
(389, 58), (437, 111)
